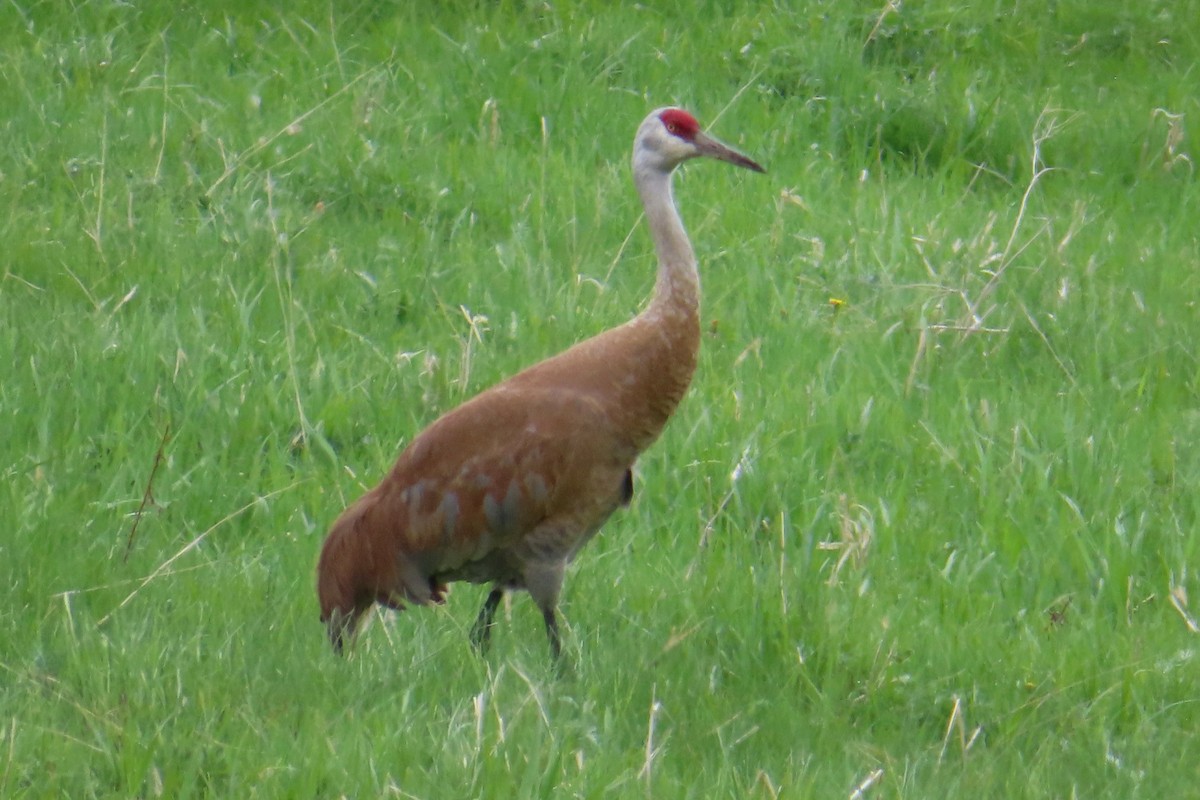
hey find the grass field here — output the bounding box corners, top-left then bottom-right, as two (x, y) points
(3, 0), (1198, 796)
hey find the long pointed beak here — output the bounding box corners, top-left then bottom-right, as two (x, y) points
(695, 131), (766, 173)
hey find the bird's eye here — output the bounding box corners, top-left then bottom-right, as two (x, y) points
(666, 123), (677, 134)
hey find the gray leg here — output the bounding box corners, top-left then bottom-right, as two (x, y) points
(524, 560), (566, 664)
(471, 588), (504, 652)
(542, 606), (562, 662)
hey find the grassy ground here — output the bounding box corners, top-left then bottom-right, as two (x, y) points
(3, 0), (1198, 797)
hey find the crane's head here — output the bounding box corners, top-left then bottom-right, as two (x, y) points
(634, 107), (765, 176)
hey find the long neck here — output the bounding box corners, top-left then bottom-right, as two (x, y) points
(635, 164), (699, 318)
(601, 159), (699, 453)
(504, 159), (701, 456)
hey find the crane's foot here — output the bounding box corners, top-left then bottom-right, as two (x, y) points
(470, 588), (504, 653)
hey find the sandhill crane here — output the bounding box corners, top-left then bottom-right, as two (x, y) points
(317, 107), (764, 659)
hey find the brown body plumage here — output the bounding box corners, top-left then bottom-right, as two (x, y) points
(317, 108), (763, 657)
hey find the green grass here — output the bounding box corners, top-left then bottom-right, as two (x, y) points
(3, 0), (1199, 796)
